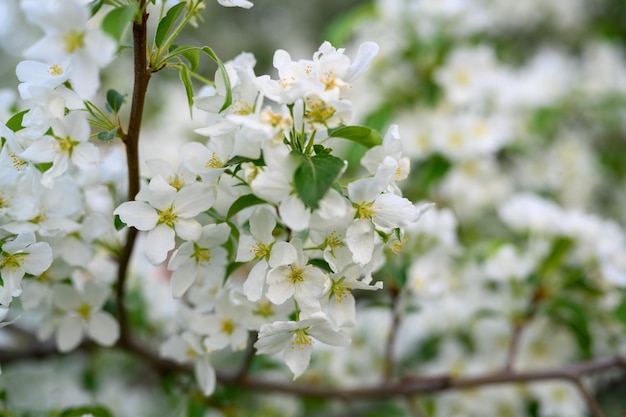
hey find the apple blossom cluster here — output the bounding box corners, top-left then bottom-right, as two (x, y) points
(123, 42), (427, 394)
(0, 0), (121, 354)
(0, 0), (428, 397)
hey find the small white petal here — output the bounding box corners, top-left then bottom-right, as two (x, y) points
(145, 224), (176, 265)
(283, 339), (313, 379)
(87, 311), (120, 346)
(113, 201), (158, 231)
(56, 315), (84, 352)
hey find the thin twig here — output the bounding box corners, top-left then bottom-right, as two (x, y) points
(383, 286), (402, 382)
(115, 1), (151, 344)
(572, 377), (606, 417)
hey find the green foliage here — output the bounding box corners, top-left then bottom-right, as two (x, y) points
(102, 3), (138, 43)
(105, 89), (125, 114)
(59, 405), (113, 417)
(178, 63), (194, 116)
(97, 127), (117, 143)
(5, 110), (28, 132)
(114, 214), (126, 231)
(406, 154), (451, 199)
(292, 152), (345, 210)
(327, 125), (383, 149)
(227, 194), (267, 219)
(155, 2), (187, 48)
(545, 297), (593, 359)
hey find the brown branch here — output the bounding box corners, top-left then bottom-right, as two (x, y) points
(573, 378), (606, 417)
(383, 286), (401, 381)
(115, 1), (151, 345)
(1, 332), (624, 411)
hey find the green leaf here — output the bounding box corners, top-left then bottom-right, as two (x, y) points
(5, 110), (29, 132)
(327, 125), (383, 148)
(178, 63), (194, 117)
(102, 3), (138, 43)
(227, 194), (267, 219)
(201, 46), (232, 112)
(97, 127), (117, 142)
(155, 2), (187, 48)
(546, 297), (592, 359)
(171, 45), (200, 71)
(105, 89), (125, 114)
(114, 214), (126, 231)
(59, 405), (113, 417)
(225, 262), (245, 279)
(308, 258), (332, 273)
(224, 155), (264, 167)
(293, 153), (345, 210)
(614, 299), (626, 327)
(88, 0), (104, 16)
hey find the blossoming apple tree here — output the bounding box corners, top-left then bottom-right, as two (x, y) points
(0, 0), (625, 416)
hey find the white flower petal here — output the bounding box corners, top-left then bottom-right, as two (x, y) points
(87, 311), (120, 346)
(283, 339), (313, 379)
(113, 201), (158, 231)
(145, 224), (176, 265)
(56, 315), (84, 352)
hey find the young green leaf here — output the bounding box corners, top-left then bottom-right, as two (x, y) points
(97, 127), (117, 142)
(327, 125), (382, 148)
(201, 46), (232, 112)
(105, 89), (125, 114)
(171, 45), (200, 71)
(102, 3), (138, 43)
(60, 406), (113, 417)
(293, 153), (346, 210)
(155, 2), (187, 48)
(178, 63), (194, 116)
(227, 194), (267, 219)
(5, 109), (28, 132)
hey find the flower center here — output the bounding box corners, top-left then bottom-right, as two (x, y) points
(157, 206), (178, 227)
(63, 30), (85, 54)
(291, 328), (313, 350)
(304, 96), (336, 125)
(354, 201), (375, 220)
(220, 319), (235, 335)
(48, 64), (64, 76)
(76, 303), (91, 320)
(253, 301), (274, 318)
(288, 267), (304, 284)
(193, 244), (212, 266)
(251, 242), (271, 260)
(205, 152), (223, 169)
(323, 231), (343, 250)
(232, 100), (253, 116)
(168, 175), (185, 191)
(55, 136), (78, 156)
(1, 252), (26, 271)
(9, 152), (27, 171)
(330, 278), (350, 303)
